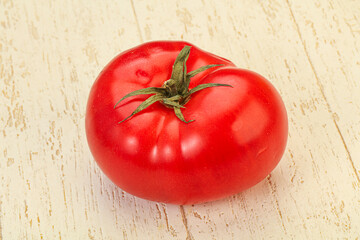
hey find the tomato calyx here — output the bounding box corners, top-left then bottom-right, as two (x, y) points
(114, 46), (232, 123)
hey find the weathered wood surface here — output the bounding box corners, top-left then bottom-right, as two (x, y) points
(1, 0), (359, 239)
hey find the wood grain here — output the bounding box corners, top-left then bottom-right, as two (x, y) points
(1, 0), (359, 239)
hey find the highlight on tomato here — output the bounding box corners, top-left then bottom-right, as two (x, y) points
(85, 41), (288, 205)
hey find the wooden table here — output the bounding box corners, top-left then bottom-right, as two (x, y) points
(1, 0), (359, 239)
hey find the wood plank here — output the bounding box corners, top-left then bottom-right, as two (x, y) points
(287, 0), (360, 180)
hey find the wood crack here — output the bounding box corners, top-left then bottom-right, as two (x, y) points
(267, 175), (288, 235)
(180, 206), (194, 240)
(130, 0), (144, 42)
(0, 198), (2, 240)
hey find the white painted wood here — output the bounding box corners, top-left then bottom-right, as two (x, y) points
(1, 0), (359, 239)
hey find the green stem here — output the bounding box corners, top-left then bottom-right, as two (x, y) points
(114, 46), (232, 123)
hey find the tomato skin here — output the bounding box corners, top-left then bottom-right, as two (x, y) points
(85, 41), (288, 205)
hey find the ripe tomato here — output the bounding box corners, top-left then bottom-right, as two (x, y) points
(85, 41), (288, 205)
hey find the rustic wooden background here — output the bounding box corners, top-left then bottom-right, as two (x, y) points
(1, 0), (360, 239)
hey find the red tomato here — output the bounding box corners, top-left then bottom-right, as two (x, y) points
(85, 41), (288, 205)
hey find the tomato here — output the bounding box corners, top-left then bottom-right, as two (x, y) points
(85, 41), (288, 205)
